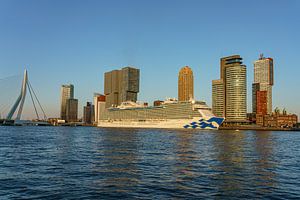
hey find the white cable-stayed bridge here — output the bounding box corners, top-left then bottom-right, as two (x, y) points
(0, 70), (49, 126)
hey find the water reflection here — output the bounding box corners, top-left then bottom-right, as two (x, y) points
(173, 131), (198, 185)
(94, 128), (140, 194)
(1, 127), (299, 199)
(213, 131), (246, 196)
(254, 131), (276, 194)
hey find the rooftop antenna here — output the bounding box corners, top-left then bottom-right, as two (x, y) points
(259, 53), (264, 60)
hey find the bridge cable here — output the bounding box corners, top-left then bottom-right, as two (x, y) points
(27, 82), (40, 120)
(0, 74), (20, 82)
(28, 80), (47, 120)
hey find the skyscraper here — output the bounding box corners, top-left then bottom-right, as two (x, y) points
(212, 55), (247, 121)
(60, 84), (74, 120)
(104, 66), (140, 108)
(104, 70), (121, 107)
(178, 66), (194, 101)
(66, 98), (78, 122)
(225, 58), (247, 121)
(253, 54), (274, 115)
(120, 67), (140, 104)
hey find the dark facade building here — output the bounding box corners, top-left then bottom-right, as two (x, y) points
(83, 102), (94, 124)
(154, 100), (164, 107)
(60, 84), (74, 120)
(66, 98), (78, 122)
(104, 67), (140, 108)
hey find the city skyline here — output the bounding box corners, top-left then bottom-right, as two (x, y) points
(0, 0), (300, 118)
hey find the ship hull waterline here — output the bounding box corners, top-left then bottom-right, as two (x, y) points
(97, 117), (225, 130)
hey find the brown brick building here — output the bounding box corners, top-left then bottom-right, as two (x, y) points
(256, 90), (267, 115)
(153, 100), (164, 106)
(256, 112), (298, 128)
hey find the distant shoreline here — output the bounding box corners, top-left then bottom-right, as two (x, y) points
(1, 123), (299, 131)
(219, 126), (300, 131)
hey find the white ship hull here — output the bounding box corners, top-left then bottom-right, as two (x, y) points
(98, 117), (224, 129)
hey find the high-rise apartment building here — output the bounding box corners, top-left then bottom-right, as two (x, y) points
(66, 98), (78, 122)
(212, 55), (247, 121)
(60, 84), (74, 120)
(120, 67), (140, 103)
(104, 70), (121, 107)
(178, 66), (194, 101)
(104, 67), (139, 108)
(253, 54), (274, 115)
(225, 58), (247, 121)
(212, 79), (224, 117)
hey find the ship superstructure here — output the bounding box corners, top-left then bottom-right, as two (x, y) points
(97, 98), (224, 129)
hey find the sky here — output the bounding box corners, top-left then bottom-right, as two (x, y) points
(0, 0), (300, 119)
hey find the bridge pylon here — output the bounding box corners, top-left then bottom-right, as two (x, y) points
(5, 69), (47, 121)
(6, 69), (28, 120)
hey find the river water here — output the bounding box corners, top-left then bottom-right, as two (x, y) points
(0, 126), (300, 199)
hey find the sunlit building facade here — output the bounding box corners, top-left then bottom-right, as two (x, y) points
(178, 66), (194, 101)
(253, 54), (274, 115)
(104, 67), (139, 108)
(225, 61), (247, 121)
(212, 79), (224, 117)
(212, 55), (247, 121)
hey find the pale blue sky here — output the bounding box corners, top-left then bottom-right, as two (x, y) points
(0, 0), (299, 118)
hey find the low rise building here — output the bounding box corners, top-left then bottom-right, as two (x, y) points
(153, 100), (164, 106)
(256, 108), (298, 128)
(48, 118), (66, 126)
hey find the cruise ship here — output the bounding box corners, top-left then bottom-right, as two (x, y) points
(97, 98), (225, 129)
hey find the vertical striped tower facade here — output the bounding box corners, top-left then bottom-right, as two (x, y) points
(212, 55), (247, 121)
(178, 66), (194, 102)
(60, 84), (74, 120)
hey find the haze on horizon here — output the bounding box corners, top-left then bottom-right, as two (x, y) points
(0, 0), (299, 119)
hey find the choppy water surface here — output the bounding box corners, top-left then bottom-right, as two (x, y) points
(0, 127), (300, 199)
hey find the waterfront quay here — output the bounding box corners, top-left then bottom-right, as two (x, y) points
(219, 125), (299, 131)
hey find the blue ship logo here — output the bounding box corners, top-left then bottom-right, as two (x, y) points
(183, 117), (224, 129)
